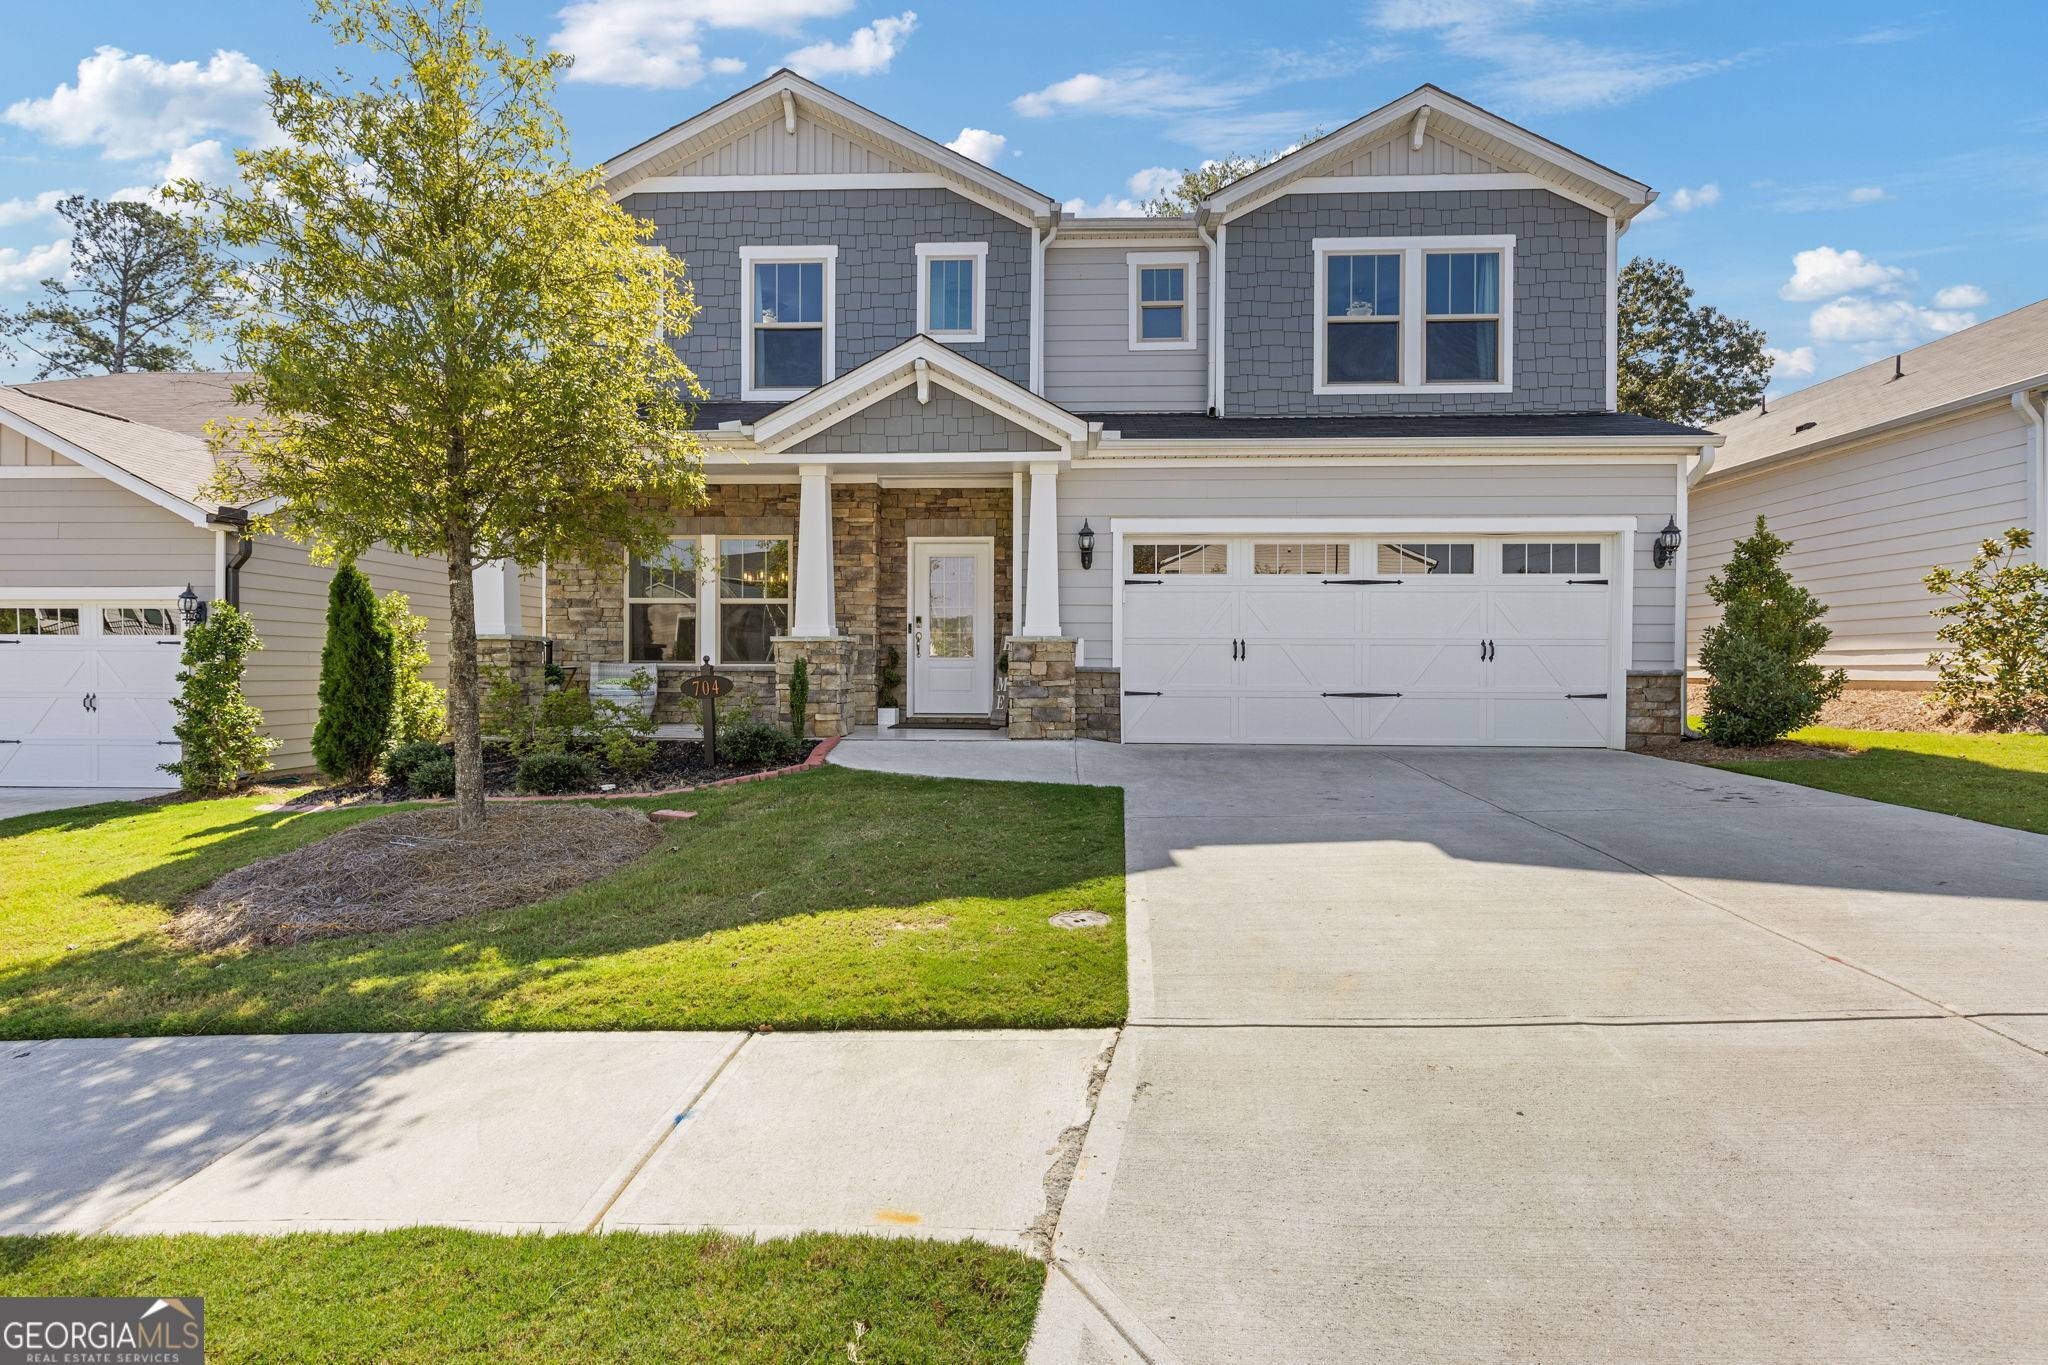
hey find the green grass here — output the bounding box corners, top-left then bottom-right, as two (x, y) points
(1708, 725), (2048, 836)
(0, 765), (1125, 1039)
(0, 1228), (1042, 1363)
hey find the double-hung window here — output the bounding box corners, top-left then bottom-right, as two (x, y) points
(1127, 252), (1198, 350)
(741, 245), (836, 399)
(916, 242), (987, 343)
(1313, 236), (1513, 394)
(626, 535), (791, 666)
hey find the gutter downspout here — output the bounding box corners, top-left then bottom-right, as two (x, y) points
(1196, 216), (1225, 417)
(1030, 216), (1060, 395)
(1680, 443), (1714, 737)
(208, 510), (255, 608)
(2014, 388), (2047, 562)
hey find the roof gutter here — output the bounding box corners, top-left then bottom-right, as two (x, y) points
(2016, 387), (2048, 563)
(1687, 442), (1716, 486)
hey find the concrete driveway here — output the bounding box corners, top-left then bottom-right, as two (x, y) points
(832, 740), (2048, 1362)
(0, 788), (168, 820)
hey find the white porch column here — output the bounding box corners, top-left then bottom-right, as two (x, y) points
(792, 463), (837, 636)
(471, 559), (523, 634)
(1020, 461), (1062, 637)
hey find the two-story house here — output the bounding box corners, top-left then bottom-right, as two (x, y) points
(546, 70), (1718, 750)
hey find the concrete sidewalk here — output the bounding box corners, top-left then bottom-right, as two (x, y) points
(1, 1028), (1113, 1247)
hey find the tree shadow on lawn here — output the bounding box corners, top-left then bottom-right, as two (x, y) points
(1, 767), (1127, 1038)
(1713, 739), (2048, 839)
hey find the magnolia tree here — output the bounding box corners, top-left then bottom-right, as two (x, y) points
(187, 0), (704, 827)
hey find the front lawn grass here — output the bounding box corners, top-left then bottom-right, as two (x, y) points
(0, 1228), (1043, 1363)
(1709, 726), (2048, 836)
(0, 765), (1125, 1038)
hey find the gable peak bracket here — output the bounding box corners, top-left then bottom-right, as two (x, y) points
(1409, 104), (1431, 152)
(781, 90), (797, 135)
(913, 356), (931, 405)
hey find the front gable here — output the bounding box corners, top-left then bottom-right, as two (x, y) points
(790, 384), (1057, 455)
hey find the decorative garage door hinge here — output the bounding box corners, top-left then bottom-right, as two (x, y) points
(1321, 691), (1402, 698)
(1566, 692), (1609, 699)
(1322, 579), (1403, 586)
(1122, 690), (1163, 697)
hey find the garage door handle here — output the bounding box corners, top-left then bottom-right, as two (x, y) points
(157, 638), (184, 645)
(1566, 692), (1608, 700)
(157, 740), (181, 746)
(1322, 691), (1401, 698)
(1567, 578), (1608, 586)
(1122, 690), (1162, 697)
(1124, 577), (1163, 585)
(1323, 579), (1403, 586)
(0, 739), (18, 744)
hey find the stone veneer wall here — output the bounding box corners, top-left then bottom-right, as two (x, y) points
(775, 636), (856, 737)
(547, 481), (1009, 728)
(476, 635), (548, 714)
(1626, 669), (1684, 751)
(1007, 637), (1077, 739)
(1075, 666), (1121, 741)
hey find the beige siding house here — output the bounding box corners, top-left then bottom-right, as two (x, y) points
(0, 372), (485, 785)
(1689, 301), (2048, 684)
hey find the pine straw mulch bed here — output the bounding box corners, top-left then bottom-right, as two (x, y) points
(1653, 736), (1859, 766)
(1682, 683), (2031, 736)
(173, 803), (666, 951)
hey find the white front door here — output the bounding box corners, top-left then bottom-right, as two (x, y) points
(909, 540), (995, 717)
(1120, 535), (1618, 747)
(0, 603), (184, 787)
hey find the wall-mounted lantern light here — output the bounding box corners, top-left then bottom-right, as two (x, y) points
(177, 583), (207, 628)
(1652, 518), (1683, 570)
(1078, 519), (1096, 570)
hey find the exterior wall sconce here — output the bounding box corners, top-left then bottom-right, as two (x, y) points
(1078, 519), (1096, 570)
(177, 583), (208, 628)
(1652, 518), (1683, 569)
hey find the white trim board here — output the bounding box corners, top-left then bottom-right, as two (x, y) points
(0, 404), (213, 527)
(0, 464), (96, 478)
(0, 585), (189, 604)
(1224, 173), (1621, 222)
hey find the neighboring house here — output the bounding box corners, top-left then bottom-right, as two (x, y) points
(571, 70), (1713, 750)
(1689, 301), (2048, 686)
(0, 372), (535, 787)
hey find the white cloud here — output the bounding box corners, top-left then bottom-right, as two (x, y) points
(1809, 296), (1976, 346)
(945, 127), (1007, 166)
(1765, 345), (1817, 379)
(1847, 185), (1888, 204)
(551, 0), (852, 88)
(1637, 181), (1718, 223)
(0, 190), (71, 228)
(1780, 246), (1912, 301)
(1008, 50), (1368, 147)
(1013, 70), (1211, 118)
(0, 240), (69, 293)
(1062, 194), (1147, 218)
(1127, 166), (1181, 198)
(1933, 283), (1989, 309)
(783, 10), (916, 78)
(4, 47), (271, 160)
(1364, 1), (1741, 113)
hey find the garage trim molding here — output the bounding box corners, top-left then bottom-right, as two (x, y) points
(0, 586), (189, 604)
(1108, 516), (1637, 749)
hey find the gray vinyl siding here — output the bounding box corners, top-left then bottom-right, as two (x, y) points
(1225, 189), (1607, 416)
(0, 477), (213, 590)
(1045, 461), (1680, 671)
(625, 189), (1033, 397)
(1043, 245), (1207, 412)
(1688, 405), (2034, 682)
(239, 534), (453, 772)
(790, 383), (1054, 453)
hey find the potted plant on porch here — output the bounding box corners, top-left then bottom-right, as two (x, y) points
(877, 644), (903, 730)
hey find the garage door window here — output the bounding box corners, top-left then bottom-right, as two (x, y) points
(1375, 542), (1474, 575)
(1502, 542), (1601, 575)
(101, 607), (179, 636)
(1132, 542), (1228, 575)
(0, 606), (80, 635)
(1254, 542), (1350, 575)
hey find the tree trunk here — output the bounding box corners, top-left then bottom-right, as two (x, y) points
(445, 523), (486, 831)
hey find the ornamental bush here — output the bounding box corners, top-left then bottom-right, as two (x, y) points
(788, 655), (809, 737)
(312, 562), (394, 783)
(385, 739), (447, 785)
(1925, 527), (2048, 729)
(515, 750), (599, 794)
(1698, 515), (1846, 746)
(377, 589), (446, 748)
(716, 708), (800, 767)
(407, 755), (457, 797)
(161, 603), (277, 792)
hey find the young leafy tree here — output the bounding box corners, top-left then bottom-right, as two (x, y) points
(1924, 527), (2048, 728)
(1140, 153), (1273, 216)
(1698, 516), (1846, 745)
(0, 195), (223, 377)
(313, 562), (396, 783)
(188, 0), (704, 827)
(1618, 257), (1774, 425)
(162, 603), (277, 792)
(377, 589), (447, 748)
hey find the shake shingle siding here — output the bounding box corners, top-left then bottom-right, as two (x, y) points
(625, 189), (1033, 397)
(1225, 189), (1608, 416)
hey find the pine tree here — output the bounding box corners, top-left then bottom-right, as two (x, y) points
(1699, 516), (1846, 745)
(313, 562), (396, 782)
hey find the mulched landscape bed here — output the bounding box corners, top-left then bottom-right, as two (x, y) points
(1683, 682), (2037, 736)
(175, 803), (666, 950)
(1653, 736), (1858, 766)
(275, 737), (822, 810)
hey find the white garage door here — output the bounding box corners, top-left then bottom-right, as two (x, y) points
(1119, 535), (1619, 747)
(0, 603), (183, 787)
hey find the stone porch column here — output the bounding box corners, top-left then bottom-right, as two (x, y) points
(776, 465), (854, 736)
(1020, 461), (1061, 638)
(793, 464), (837, 636)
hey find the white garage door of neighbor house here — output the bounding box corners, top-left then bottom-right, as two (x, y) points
(0, 603), (184, 787)
(1119, 535), (1620, 747)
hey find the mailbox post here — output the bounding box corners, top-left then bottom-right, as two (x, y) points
(682, 656), (734, 761)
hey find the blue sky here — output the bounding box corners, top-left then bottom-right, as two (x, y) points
(3, 0), (2042, 391)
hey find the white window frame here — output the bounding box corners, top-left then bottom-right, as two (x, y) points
(623, 533), (793, 668)
(1127, 251), (1198, 351)
(1311, 235), (1514, 396)
(739, 244), (838, 401)
(914, 241), (988, 343)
